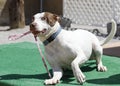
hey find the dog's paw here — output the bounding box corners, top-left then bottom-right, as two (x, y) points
(75, 72), (86, 84)
(97, 64), (107, 72)
(44, 78), (60, 85)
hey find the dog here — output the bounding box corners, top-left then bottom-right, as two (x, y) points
(30, 12), (116, 85)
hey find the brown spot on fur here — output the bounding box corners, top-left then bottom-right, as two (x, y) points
(44, 12), (60, 27)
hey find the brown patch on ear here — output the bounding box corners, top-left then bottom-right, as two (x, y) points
(56, 16), (61, 22)
(44, 12), (60, 27)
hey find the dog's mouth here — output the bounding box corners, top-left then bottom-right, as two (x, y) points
(39, 29), (47, 34)
(30, 27), (47, 36)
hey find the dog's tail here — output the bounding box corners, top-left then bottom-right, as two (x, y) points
(100, 19), (117, 46)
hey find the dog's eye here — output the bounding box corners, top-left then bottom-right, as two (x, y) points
(41, 17), (46, 20)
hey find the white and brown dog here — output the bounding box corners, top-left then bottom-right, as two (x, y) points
(30, 12), (116, 85)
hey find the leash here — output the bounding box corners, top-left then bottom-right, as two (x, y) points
(34, 36), (52, 78)
(8, 31), (51, 78)
(8, 31), (31, 41)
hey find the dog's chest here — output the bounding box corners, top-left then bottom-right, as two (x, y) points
(45, 42), (75, 68)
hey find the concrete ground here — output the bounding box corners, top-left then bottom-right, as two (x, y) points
(0, 26), (35, 45)
(0, 26), (120, 57)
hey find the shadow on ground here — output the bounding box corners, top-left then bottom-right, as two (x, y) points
(87, 74), (120, 85)
(0, 81), (14, 86)
(0, 73), (48, 80)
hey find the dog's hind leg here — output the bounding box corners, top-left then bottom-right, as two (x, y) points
(71, 52), (88, 84)
(93, 44), (107, 72)
(44, 66), (63, 85)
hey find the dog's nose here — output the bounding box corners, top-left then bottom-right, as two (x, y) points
(30, 23), (37, 28)
(30, 23), (37, 32)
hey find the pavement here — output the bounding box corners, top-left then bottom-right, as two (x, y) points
(0, 26), (35, 45)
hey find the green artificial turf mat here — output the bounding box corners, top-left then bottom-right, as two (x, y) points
(0, 42), (120, 86)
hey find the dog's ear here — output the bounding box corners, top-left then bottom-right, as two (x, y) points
(53, 14), (60, 22)
(44, 12), (60, 27)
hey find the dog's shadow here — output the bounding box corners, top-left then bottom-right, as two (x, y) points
(0, 73), (49, 80)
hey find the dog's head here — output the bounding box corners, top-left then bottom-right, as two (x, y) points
(30, 12), (60, 36)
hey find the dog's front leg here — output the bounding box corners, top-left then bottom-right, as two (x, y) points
(44, 67), (63, 85)
(71, 54), (88, 84)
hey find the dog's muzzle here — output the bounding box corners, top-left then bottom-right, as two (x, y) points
(30, 23), (40, 36)
(30, 23), (47, 36)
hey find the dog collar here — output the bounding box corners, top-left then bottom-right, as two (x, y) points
(43, 27), (62, 46)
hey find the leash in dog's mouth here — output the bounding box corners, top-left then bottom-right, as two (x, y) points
(30, 25), (47, 36)
(8, 28), (46, 41)
(8, 29), (52, 78)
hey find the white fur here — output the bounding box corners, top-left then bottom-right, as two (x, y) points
(32, 12), (116, 85)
